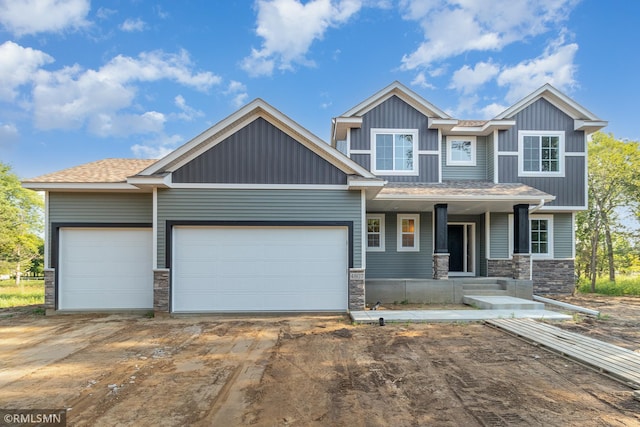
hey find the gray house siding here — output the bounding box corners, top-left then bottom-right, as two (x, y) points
(554, 213), (574, 259)
(498, 156), (585, 206)
(497, 97), (586, 207)
(442, 136), (488, 181)
(366, 212), (433, 279)
(157, 188), (362, 268)
(489, 213), (510, 259)
(486, 133), (495, 181)
(173, 117), (347, 185)
(48, 192), (152, 265)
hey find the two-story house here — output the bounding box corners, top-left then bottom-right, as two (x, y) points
(23, 81), (606, 314)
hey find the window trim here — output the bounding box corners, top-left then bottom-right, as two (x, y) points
(530, 214), (554, 259)
(518, 130), (565, 177)
(371, 128), (419, 176)
(397, 214), (420, 252)
(446, 136), (477, 166)
(366, 214), (385, 252)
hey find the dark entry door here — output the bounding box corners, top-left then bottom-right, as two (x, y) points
(448, 225), (464, 272)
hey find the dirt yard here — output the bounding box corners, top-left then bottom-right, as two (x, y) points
(1, 296), (639, 426)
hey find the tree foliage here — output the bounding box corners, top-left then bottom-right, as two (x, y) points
(576, 133), (640, 290)
(0, 162), (44, 284)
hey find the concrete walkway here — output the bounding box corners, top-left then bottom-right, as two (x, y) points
(350, 296), (572, 323)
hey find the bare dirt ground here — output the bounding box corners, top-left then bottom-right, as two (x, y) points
(1, 297), (639, 427)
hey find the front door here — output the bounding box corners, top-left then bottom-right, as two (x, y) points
(448, 223), (475, 276)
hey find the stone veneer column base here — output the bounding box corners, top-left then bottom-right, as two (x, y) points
(154, 269), (170, 314)
(532, 259), (576, 294)
(433, 253), (450, 280)
(348, 268), (365, 311)
(44, 268), (55, 311)
(512, 254), (531, 280)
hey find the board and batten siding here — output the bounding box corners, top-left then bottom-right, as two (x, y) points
(486, 133), (495, 181)
(48, 192), (152, 265)
(366, 212), (433, 279)
(156, 189), (362, 269)
(441, 136), (488, 181)
(172, 117), (347, 185)
(497, 97), (586, 207)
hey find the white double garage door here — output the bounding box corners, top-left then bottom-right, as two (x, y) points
(58, 226), (349, 312)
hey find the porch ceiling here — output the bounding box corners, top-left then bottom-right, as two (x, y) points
(368, 181), (554, 215)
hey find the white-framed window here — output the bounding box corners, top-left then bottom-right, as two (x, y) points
(530, 215), (554, 258)
(397, 214), (420, 252)
(518, 130), (565, 177)
(371, 128), (419, 176)
(446, 136), (476, 166)
(366, 214), (385, 252)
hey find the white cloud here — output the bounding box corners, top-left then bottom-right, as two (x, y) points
(131, 133), (183, 159)
(224, 80), (249, 108)
(449, 61), (500, 94)
(29, 48), (221, 136)
(242, 0), (362, 76)
(120, 18), (147, 32)
(0, 0), (90, 36)
(0, 122), (19, 147)
(0, 41), (53, 101)
(497, 41), (578, 102)
(173, 95), (204, 121)
(411, 72), (435, 89)
(480, 102), (508, 118)
(96, 7), (117, 20)
(399, 0), (578, 70)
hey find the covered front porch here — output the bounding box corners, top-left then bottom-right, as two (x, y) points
(362, 181), (555, 305)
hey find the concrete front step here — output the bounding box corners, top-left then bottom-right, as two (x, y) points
(461, 290), (510, 297)
(463, 296), (545, 310)
(462, 283), (505, 291)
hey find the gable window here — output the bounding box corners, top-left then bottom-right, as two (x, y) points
(518, 131), (564, 177)
(366, 214), (385, 251)
(397, 214), (419, 252)
(531, 215), (553, 258)
(446, 136), (476, 166)
(371, 129), (419, 176)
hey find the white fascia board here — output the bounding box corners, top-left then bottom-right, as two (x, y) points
(21, 182), (142, 191)
(332, 117), (363, 142)
(341, 81), (451, 119)
(127, 174), (171, 188)
(494, 84), (603, 121)
(428, 118), (459, 131)
(169, 183), (350, 190)
(574, 120), (608, 133)
(437, 120), (516, 136)
(376, 194), (556, 203)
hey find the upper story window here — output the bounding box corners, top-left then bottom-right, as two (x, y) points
(366, 214), (385, 252)
(518, 130), (565, 177)
(371, 129), (419, 176)
(446, 136), (476, 166)
(397, 214), (420, 252)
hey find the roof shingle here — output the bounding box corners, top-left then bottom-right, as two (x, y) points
(23, 158), (157, 183)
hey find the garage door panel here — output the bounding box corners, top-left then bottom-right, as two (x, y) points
(59, 228), (153, 310)
(172, 226), (348, 312)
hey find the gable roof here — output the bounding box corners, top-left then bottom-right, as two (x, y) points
(22, 158), (156, 190)
(138, 98), (376, 180)
(494, 84), (607, 133)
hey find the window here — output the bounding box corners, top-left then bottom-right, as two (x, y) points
(530, 215), (553, 258)
(366, 214), (385, 251)
(372, 129), (418, 175)
(446, 136), (476, 166)
(518, 131), (564, 176)
(397, 214), (419, 251)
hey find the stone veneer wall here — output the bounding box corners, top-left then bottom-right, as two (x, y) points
(432, 254), (450, 279)
(44, 268), (55, 310)
(487, 259), (512, 278)
(349, 268), (365, 310)
(532, 259), (575, 294)
(512, 254), (531, 281)
(153, 269), (170, 313)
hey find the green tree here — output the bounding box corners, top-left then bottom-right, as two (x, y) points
(0, 162), (44, 285)
(576, 133), (640, 291)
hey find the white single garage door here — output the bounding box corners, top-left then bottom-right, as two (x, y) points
(172, 226), (348, 312)
(58, 228), (153, 310)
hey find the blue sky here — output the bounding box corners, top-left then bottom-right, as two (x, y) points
(1, 0), (638, 179)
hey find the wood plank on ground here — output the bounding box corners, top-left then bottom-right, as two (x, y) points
(486, 318), (640, 389)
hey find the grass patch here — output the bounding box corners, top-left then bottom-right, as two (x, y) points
(0, 279), (45, 308)
(577, 276), (640, 296)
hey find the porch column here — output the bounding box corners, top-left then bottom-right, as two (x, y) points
(512, 204), (531, 280)
(433, 204), (449, 279)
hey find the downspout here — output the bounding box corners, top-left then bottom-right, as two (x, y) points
(529, 198), (547, 213)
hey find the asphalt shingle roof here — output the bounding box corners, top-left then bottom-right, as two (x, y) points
(379, 181), (552, 198)
(23, 158), (157, 183)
